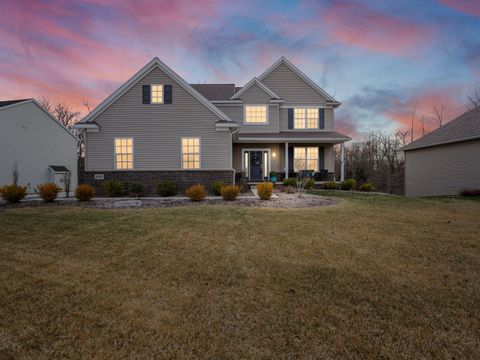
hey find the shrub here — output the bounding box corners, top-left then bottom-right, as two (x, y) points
(211, 180), (226, 196)
(157, 181), (177, 197)
(0, 184), (27, 203)
(75, 184), (95, 201)
(186, 184), (206, 201)
(37, 183), (60, 202)
(359, 182), (374, 192)
(283, 178), (297, 187)
(323, 181), (338, 190)
(103, 180), (125, 197)
(459, 188), (480, 196)
(341, 178), (357, 191)
(305, 178), (315, 189)
(256, 182), (273, 200)
(129, 182), (145, 197)
(221, 185), (240, 201)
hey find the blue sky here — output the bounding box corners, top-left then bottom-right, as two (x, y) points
(0, 0), (479, 138)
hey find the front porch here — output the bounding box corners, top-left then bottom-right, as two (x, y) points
(232, 141), (346, 183)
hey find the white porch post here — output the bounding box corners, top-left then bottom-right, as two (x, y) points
(285, 142), (289, 179)
(340, 142), (345, 182)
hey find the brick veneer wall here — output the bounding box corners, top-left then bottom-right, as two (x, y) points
(81, 169), (234, 195)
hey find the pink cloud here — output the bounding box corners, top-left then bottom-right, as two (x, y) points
(322, 1), (434, 56)
(439, 0), (480, 17)
(384, 87), (465, 137)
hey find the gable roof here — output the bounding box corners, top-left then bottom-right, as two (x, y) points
(0, 99), (32, 109)
(257, 57), (340, 105)
(0, 99), (78, 140)
(190, 83), (236, 101)
(402, 106), (480, 151)
(231, 78), (281, 100)
(81, 57), (235, 124)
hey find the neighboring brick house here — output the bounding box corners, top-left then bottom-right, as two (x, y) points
(76, 57), (350, 194)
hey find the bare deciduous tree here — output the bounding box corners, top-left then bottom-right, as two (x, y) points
(336, 131), (408, 194)
(419, 116), (427, 136)
(37, 97), (80, 126)
(61, 171), (72, 198)
(432, 104), (445, 128)
(410, 102), (419, 142)
(465, 85), (480, 111)
(12, 162), (19, 185)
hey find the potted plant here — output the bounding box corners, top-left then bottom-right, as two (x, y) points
(269, 171), (278, 182)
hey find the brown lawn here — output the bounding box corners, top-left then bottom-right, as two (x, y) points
(0, 194), (479, 359)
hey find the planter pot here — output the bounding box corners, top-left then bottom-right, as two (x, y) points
(270, 176), (278, 182)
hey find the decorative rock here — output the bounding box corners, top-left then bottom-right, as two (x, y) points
(113, 200), (142, 208)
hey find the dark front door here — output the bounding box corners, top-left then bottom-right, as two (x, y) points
(249, 151), (263, 181)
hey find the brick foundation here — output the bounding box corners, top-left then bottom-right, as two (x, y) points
(81, 169), (234, 196)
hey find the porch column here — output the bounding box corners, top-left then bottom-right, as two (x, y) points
(285, 142), (289, 179)
(340, 142), (345, 182)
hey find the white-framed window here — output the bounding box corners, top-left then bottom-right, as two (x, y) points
(181, 137), (200, 169)
(151, 84), (164, 104)
(294, 147), (318, 171)
(115, 137), (133, 170)
(294, 108), (318, 129)
(245, 105), (268, 124)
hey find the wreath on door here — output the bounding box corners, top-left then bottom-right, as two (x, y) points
(251, 153), (261, 166)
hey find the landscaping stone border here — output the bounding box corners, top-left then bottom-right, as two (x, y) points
(0, 193), (339, 209)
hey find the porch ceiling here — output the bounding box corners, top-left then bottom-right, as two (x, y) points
(234, 131), (351, 144)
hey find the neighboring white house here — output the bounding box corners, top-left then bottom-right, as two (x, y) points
(0, 99), (78, 194)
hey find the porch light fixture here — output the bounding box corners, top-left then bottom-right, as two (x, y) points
(272, 152), (276, 157)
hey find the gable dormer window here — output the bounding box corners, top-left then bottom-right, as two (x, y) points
(245, 105), (268, 124)
(151, 84), (164, 104)
(294, 108), (318, 129)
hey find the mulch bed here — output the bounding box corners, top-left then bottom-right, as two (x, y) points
(1, 193), (340, 210)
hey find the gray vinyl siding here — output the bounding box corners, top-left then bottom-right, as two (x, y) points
(279, 107), (334, 131)
(239, 83), (273, 103)
(232, 143), (334, 173)
(261, 63), (329, 105)
(86, 67), (232, 171)
(216, 104), (280, 133)
(405, 139), (480, 196)
(0, 102), (78, 192)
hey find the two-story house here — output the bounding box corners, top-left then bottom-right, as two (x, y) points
(76, 57), (350, 193)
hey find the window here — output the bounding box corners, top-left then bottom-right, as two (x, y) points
(182, 138), (200, 169)
(115, 138), (133, 170)
(245, 105), (267, 124)
(294, 147), (318, 171)
(294, 108), (318, 129)
(151, 84), (164, 104)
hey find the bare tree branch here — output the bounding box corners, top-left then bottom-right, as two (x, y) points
(410, 102), (419, 143)
(432, 104), (445, 128)
(465, 85), (480, 111)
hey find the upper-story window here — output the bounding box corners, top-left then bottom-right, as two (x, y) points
(245, 105), (268, 124)
(294, 108), (318, 129)
(181, 137), (200, 169)
(115, 137), (133, 170)
(151, 84), (164, 104)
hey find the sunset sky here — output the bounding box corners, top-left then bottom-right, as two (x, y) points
(1, 0), (479, 139)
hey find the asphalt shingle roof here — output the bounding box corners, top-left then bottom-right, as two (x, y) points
(0, 99), (32, 108)
(239, 131), (351, 141)
(402, 106), (480, 151)
(190, 84), (236, 101)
